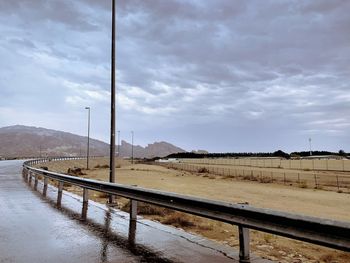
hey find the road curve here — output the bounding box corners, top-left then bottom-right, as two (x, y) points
(0, 160), (270, 263)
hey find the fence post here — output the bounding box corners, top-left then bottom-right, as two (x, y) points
(43, 177), (48, 196)
(298, 173), (300, 185)
(283, 172), (286, 185)
(336, 174), (340, 192)
(314, 173), (318, 189)
(57, 181), (63, 208)
(82, 188), (89, 220)
(238, 225), (250, 263)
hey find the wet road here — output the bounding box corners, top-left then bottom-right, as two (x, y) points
(0, 160), (269, 263)
(0, 160), (143, 263)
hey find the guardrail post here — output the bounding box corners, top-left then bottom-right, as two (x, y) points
(29, 171), (33, 185)
(128, 219), (137, 246)
(130, 199), (138, 221)
(82, 188), (89, 220)
(24, 169), (28, 182)
(238, 225), (250, 263)
(57, 182), (63, 208)
(43, 177), (48, 196)
(34, 174), (38, 190)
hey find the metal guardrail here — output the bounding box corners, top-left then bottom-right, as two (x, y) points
(23, 158), (350, 263)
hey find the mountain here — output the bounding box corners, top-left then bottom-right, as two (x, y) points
(118, 140), (186, 159)
(0, 125), (185, 158)
(0, 125), (109, 158)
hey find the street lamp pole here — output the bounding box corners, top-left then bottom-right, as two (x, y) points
(117, 130), (120, 157)
(85, 107), (90, 169)
(309, 138), (312, 156)
(131, 131), (134, 164)
(109, 0), (116, 204)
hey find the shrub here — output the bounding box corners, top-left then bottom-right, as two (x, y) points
(198, 167), (209, 173)
(161, 213), (196, 228)
(121, 201), (173, 216)
(259, 176), (273, 183)
(97, 192), (109, 198)
(67, 167), (86, 176)
(299, 180), (308, 188)
(263, 233), (274, 243)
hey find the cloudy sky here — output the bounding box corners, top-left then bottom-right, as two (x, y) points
(0, 0), (349, 153)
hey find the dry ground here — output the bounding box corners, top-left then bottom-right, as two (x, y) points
(37, 157), (350, 263)
(161, 162), (350, 193)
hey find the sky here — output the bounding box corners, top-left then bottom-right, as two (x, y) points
(0, 0), (349, 153)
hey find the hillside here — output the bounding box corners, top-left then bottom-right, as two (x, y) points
(0, 125), (185, 158)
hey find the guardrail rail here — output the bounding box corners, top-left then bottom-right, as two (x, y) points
(23, 158), (350, 263)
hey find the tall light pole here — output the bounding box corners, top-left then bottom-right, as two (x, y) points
(109, 0), (116, 204)
(85, 107), (90, 169)
(309, 138), (312, 156)
(117, 130), (120, 157)
(131, 131), (134, 164)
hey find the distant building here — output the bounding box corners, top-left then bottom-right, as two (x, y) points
(156, 158), (179, 163)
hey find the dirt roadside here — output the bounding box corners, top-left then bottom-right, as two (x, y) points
(37, 158), (350, 263)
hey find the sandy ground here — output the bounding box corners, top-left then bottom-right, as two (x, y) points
(38, 158), (350, 263)
(161, 162), (350, 192)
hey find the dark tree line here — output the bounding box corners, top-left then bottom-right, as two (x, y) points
(165, 150), (348, 159)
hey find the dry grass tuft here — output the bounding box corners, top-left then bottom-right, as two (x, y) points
(320, 253), (337, 263)
(63, 182), (72, 188)
(121, 201), (213, 230)
(263, 233), (274, 243)
(67, 167), (86, 176)
(160, 213), (196, 228)
(259, 176), (273, 183)
(198, 167), (209, 173)
(97, 192), (110, 198)
(95, 164), (109, 169)
(299, 180), (308, 188)
(243, 175), (259, 181)
(121, 201), (172, 216)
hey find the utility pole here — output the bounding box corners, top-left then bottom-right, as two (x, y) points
(85, 107), (90, 169)
(109, 0), (116, 204)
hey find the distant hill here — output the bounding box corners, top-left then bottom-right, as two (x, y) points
(0, 125), (185, 158)
(118, 140), (186, 159)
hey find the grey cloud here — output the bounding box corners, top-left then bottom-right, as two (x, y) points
(0, 0), (349, 152)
